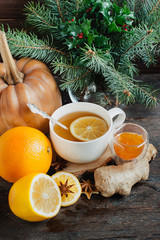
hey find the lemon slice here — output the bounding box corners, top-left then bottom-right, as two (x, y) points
(9, 173), (61, 222)
(51, 171), (81, 207)
(70, 116), (108, 141)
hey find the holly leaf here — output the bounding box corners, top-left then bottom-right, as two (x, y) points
(112, 3), (120, 15)
(116, 16), (125, 25)
(87, 32), (95, 46)
(126, 19), (134, 25)
(99, 1), (112, 23)
(65, 37), (79, 50)
(108, 21), (121, 33)
(65, 40), (74, 50)
(100, 1), (112, 15)
(122, 5), (131, 15)
(79, 19), (96, 46)
(68, 25), (81, 37)
(80, 19), (92, 36)
(94, 35), (110, 49)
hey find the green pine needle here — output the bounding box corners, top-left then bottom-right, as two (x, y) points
(25, 1), (60, 36)
(0, 26), (66, 62)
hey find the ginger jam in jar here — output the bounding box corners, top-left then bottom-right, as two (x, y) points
(114, 132), (145, 160)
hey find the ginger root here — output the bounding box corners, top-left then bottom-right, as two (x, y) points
(94, 144), (157, 197)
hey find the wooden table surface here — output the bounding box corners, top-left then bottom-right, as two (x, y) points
(0, 74), (159, 240)
(0, 1), (160, 239)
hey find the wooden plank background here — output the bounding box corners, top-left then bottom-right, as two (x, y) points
(0, 0), (159, 73)
(0, 0), (28, 29)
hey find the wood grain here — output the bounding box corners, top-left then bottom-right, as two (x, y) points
(0, 0), (37, 29)
(0, 0), (26, 19)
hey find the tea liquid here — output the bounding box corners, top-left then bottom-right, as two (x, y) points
(54, 111), (109, 141)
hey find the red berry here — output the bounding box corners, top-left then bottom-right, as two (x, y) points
(69, 21), (71, 23)
(124, 28), (128, 31)
(70, 36), (73, 39)
(80, 32), (83, 36)
(87, 7), (92, 12)
(72, 19), (74, 21)
(79, 35), (83, 39)
(123, 24), (127, 28)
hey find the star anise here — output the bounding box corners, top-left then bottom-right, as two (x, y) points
(80, 179), (99, 200)
(59, 179), (74, 197)
(51, 156), (67, 171)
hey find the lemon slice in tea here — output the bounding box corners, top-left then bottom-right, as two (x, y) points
(70, 116), (108, 141)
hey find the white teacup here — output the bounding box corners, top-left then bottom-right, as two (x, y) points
(49, 102), (126, 163)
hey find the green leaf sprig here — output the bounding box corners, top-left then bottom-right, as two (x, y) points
(59, 0), (135, 51)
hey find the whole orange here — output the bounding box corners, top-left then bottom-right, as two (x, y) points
(0, 126), (52, 183)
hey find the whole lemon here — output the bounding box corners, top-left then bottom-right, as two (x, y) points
(0, 126), (52, 182)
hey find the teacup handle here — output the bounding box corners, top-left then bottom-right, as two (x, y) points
(108, 107), (126, 129)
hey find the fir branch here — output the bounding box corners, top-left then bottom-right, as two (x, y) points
(76, 0), (80, 15)
(127, 0), (160, 24)
(25, 1), (59, 35)
(103, 68), (136, 105)
(80, 45), (114, 75)
(52, 56), (92, 91)
(121, 29), (153, 57)
(118, 25), (159, 68)
(150, 18), (160, 27)
(56, 0), (65, 22)
(148, 0), (160, 16)
(118, 58), (140, 78)
(146, 2), (160, 28)
(126, 0), (144, 15)
(56, 63), (84, 70)
(134, 82), (159, 108)
(62, 69), (92, 86)
(44, 0), (79, 22)
(142, 46), (158, 67)
(44, 0), (65, 22)
(103, 68), (158, 107)
(52, 51), (92, 91)
(1, 27), (66, 62)
(60, 69), (92, 91)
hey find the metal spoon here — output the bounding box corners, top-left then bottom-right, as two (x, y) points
(27, 103), (68, 130)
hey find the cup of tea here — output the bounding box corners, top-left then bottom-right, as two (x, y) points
(49, 102), (126, 163)
(109, 123), (149, 165)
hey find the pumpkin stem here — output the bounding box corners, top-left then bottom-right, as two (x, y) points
(0, 31), (24, 84)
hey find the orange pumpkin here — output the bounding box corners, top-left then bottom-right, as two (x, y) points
(0, 31), (62, 135)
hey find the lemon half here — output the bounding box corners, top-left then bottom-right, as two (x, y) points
(9, 173), (61, 222)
